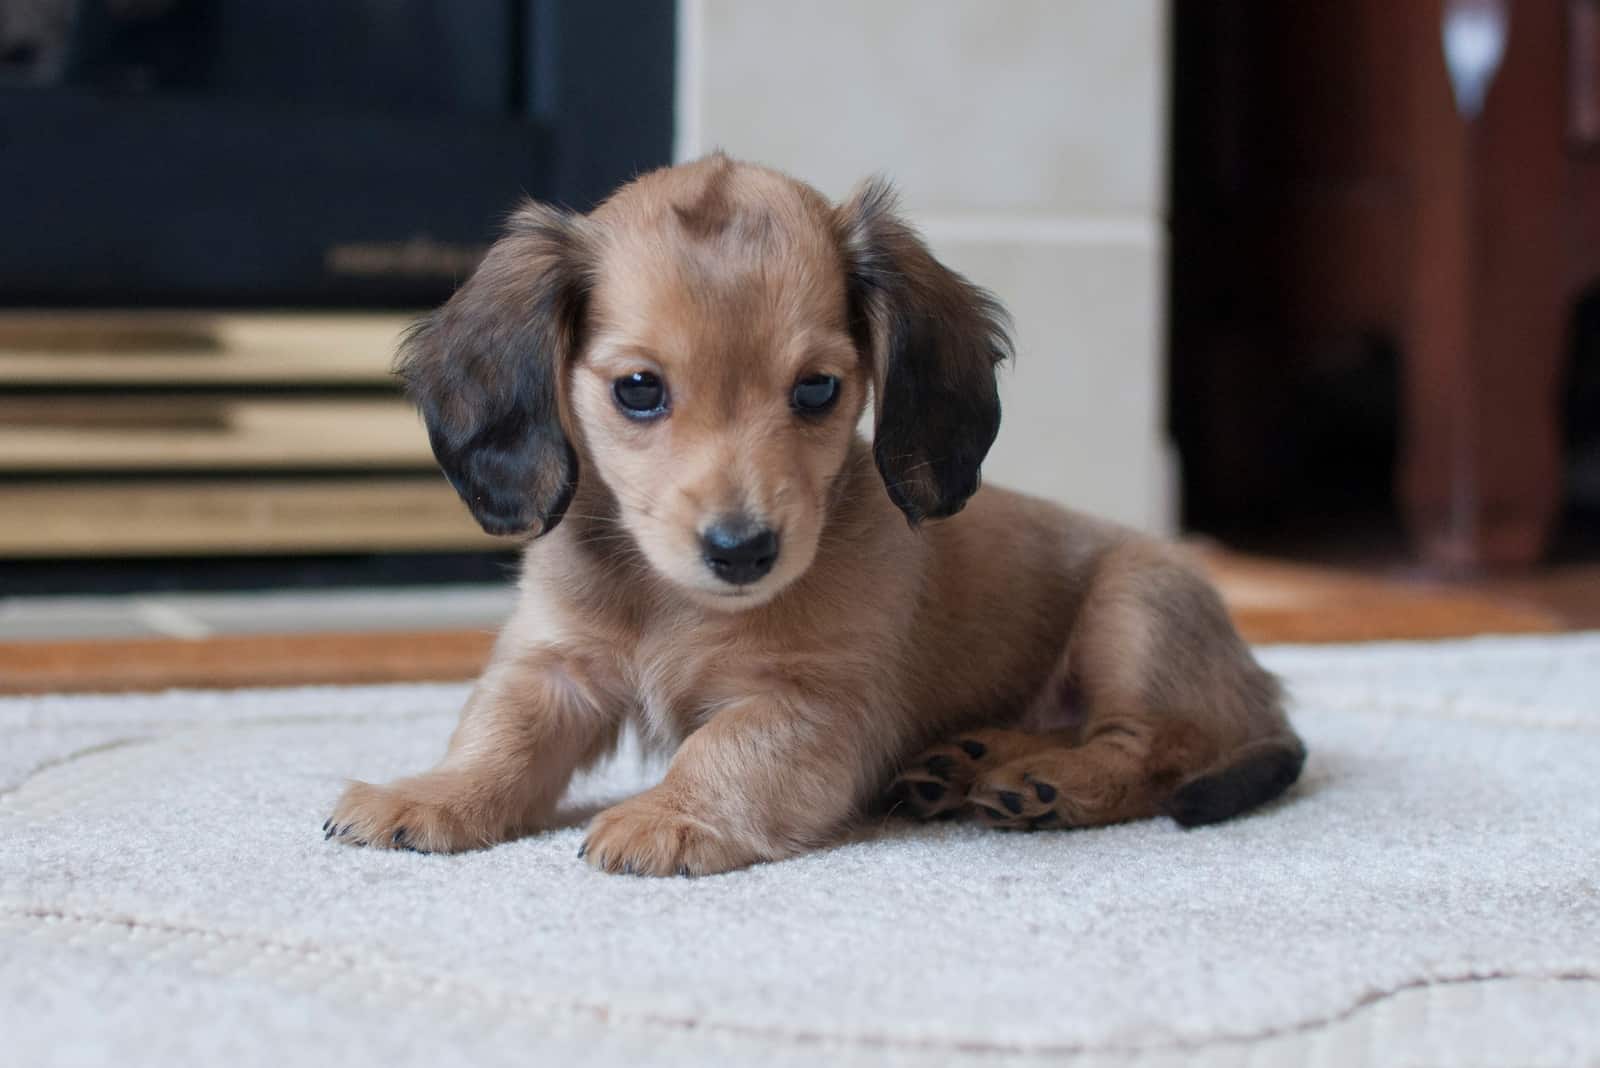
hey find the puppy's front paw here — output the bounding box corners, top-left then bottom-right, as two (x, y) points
(324, 778), (486, 854)
(581, 791), (754, 877)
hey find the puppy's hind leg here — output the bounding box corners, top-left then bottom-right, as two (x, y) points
(326, 648), (624, 853)
(891, 722), (1196, 830)
(969, 540), (1304, 830)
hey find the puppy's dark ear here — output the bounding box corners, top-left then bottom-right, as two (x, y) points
(836, 179), (1011, 524)
(396, 201), (591, 537)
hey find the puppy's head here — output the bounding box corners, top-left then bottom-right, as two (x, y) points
(400, 155), (1010, 609)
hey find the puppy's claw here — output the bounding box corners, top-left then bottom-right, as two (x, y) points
(324, 779), (492, 856)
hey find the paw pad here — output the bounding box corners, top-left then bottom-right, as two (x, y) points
(887, 734), (1008, 821)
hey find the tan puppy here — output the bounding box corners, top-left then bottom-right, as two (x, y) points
(325, 154), (1304, 875)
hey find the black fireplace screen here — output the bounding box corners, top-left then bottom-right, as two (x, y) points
(0, 0), (675, 307)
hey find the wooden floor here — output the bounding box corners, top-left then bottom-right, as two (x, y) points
(0, 549), (1588, 696)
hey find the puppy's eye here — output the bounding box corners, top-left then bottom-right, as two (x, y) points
(613, 371), (667, 417)
(792, 373), (839, 414)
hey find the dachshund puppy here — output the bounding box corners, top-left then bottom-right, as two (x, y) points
(325, 154), (1304, 875)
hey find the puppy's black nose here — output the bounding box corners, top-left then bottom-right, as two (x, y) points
(701, 517), (779, 585)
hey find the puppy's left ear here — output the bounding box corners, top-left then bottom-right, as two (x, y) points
(837, 179), (1012, 524)
(396, 201), (591, 537)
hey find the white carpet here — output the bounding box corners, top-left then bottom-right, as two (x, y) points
(3, 633), (1599, 1066)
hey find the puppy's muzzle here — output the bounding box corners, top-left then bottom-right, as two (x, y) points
(701, 516), (779, 585)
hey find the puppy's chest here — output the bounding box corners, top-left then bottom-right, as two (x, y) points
(624, 633), (747, 748)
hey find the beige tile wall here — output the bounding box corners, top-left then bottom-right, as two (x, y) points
(677, 0), (1173, 531)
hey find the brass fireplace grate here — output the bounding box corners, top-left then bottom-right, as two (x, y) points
(0, 312), (502, 557)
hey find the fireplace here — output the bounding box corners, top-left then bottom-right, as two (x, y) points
(0, 1), (673, 590)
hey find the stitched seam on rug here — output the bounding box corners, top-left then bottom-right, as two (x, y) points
(6, 904), (1598, 1059)
(0, 712), (458, 797)
(0, 735), (162, 801)
(0, 708), (456, 736)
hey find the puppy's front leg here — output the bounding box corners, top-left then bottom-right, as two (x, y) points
(582, 693), (872, 876)
(326, 649), (623, 853)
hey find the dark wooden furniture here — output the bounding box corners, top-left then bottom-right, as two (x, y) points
(1172, 0), (1600, 570)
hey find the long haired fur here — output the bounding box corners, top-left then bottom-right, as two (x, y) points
(326, 155), (1305, 875)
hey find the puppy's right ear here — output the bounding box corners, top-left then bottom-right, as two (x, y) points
(396, 202), (591, 537)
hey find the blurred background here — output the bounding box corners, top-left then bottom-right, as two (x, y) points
(1, 1), (1596, 674)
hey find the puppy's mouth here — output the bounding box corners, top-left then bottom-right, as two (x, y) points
(710, 580), (769, 599)
(682, 558), (795, 611)
(699, 577), (777, 606)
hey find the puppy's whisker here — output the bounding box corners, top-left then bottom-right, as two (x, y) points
(598, 488), (666, 523)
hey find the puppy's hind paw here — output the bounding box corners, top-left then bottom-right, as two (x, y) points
(885, 729), (1031, 821)
(886, 760), (966, 820)
(967, 764), (1065, 831)
(968, 748), (1159, 831)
